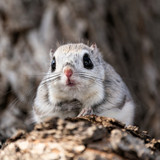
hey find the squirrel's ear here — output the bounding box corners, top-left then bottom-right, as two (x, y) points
(49, 49), (54, 58)
(90, 43), (98, 52)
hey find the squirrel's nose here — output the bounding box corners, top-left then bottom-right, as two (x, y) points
(64, 68), (73, 78)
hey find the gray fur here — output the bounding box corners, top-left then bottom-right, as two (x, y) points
(33, 43), (135, 125)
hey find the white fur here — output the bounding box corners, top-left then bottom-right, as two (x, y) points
(33, 43), (135, 125)
(98, 101), (135, 125)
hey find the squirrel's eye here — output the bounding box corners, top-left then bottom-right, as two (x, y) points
(83, 53), (94, 69)
(51, 57), (56, 72)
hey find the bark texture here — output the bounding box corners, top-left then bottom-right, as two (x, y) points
(0, 0), (160, 143)
(1, 116), (160, 160)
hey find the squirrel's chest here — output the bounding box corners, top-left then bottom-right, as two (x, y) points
(54, 99), (82, 114)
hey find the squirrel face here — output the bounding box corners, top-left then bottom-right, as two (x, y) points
(46, 43), (105, 100)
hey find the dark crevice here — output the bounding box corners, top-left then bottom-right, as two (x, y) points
(106, 12), (115, 27)
(107, 33), (114, 51)
(0, 85), (12, 113)
(133, 84), (139, 93)
(0, 9), (7, 22)
(123, 47), (130, 63)
(10, 32), (20, 45)
(83, 29), (89, 39)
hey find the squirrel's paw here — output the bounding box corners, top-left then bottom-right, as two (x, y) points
(77, 107), (94, 117)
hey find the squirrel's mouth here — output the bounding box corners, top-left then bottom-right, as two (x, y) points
(66, 78), (76, 87)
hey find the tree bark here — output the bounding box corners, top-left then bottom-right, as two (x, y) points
(1, 116), (160, 160)
(0, 0), (160, 141)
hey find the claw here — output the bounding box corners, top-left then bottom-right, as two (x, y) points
(77, 108), (93, 117)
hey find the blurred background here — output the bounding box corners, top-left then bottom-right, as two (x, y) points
(0, 0), (160, 141)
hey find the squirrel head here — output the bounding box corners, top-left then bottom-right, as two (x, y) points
(46, 43), (105, 99)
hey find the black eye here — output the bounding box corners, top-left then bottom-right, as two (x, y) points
(51, 57), (56, 72)
(83, 53), (94, 69)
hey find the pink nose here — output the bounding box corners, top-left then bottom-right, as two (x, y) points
(64, 68), (73, 78)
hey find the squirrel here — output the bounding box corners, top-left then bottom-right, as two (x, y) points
(33, 43), (135, 125)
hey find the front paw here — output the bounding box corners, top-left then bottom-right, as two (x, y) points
(77, 108), (94, 117)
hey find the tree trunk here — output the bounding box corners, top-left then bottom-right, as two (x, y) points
(1, 116), (160, 160)
(0, 0), (160, 140)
